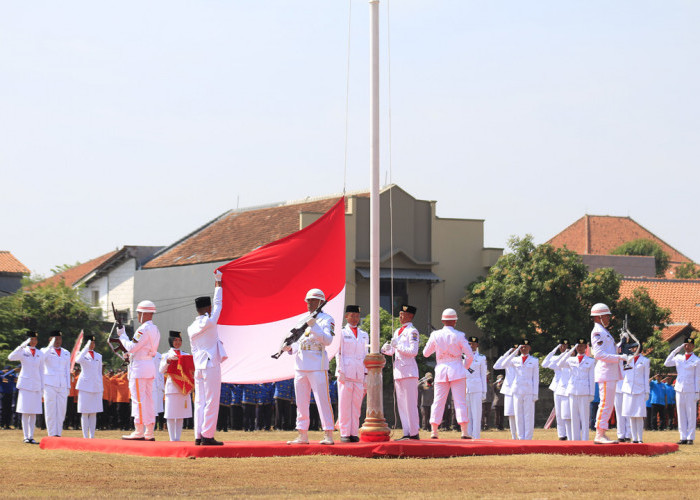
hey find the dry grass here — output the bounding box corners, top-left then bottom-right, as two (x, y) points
(1, 427), (699, 499)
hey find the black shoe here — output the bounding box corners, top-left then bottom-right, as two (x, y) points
(687, 440), (694, 445)
(351, 436), (360, 442)
(677, 440), (687, 445)
(340, 436), (353, 443)
(195, 438), (201, 446)
(409, 434), (420, 440)
(559, 437), (568, 441)
(201, 437), (224, 446)
(394, 435), (410, 441)
(144, 438), (155, 442)
(25, 438), (39, 444)
(461, 435), (472, 440)
(122, 436), (145, 441)
(617, 438), (626, 443)
(430, 435), (438, 440)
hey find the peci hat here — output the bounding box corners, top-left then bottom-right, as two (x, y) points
(559, 339), (570, 346)
(345, 305), (360, 313)
(401, 305), (417, 315)
(84, 335), (95, 342)
(468, 336), (479, 343)
(169, 331), (181, 338)
(26, 330), (38, 338)
(195, 296), (211, 309)
(522, 339), (530, 345)
(577, 338), (587, 345)
(50, 330), (62, 337)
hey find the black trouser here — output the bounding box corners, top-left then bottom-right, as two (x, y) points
(666, 404), (676, 429)
(117, 402), (131, 429)
(651, 404), (665, 430)
(494, 405), (504, 430)
(274, 399), (293, 430)
(231, 405), (243, 430)
(243, 403), (256, 431)
(482, 402), (492, 429)
(421, 406), (431, 430)
(218, 405), (230, 431)
(1, 393), (13, 428)
(309, 403), (320, 431)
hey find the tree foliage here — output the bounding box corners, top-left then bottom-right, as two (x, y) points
(674, 262), (700, 279)
(50, 261), (82, 276)
(610, 239), (670, 277)
(641, 329), (670, 376)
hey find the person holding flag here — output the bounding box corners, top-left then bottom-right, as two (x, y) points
(8, 331), (44, 443)
(159, 331), (193, 441)
(75, 335), (103, 439)
(41, 330), (71, 437)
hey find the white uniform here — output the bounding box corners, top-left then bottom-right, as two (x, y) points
(159, 348), (193, 441)
(119, 319), (161, 436)
(614, 365), (630, 441)
(76, 345), (104, 438)
(558, 351), (595, 441)
(465, 351), (487, 439)
(542, 346), (571, 439)
(664, 347), (700, 442)
(8, 342), (43, 441)
(493, 348), (517, 439)
(381, 322), (420, 437)
(502, 351), (539, 440)
(334, 324), (368, 438)
(152, 352), (165, 415)
(620, 354), (650, 442)
(289, 311), (335, 431)
(40, 345), (71, 437)
(591, 322), (622, 431)
(423, 326), (473, 430)
(188, 286), (226, 440)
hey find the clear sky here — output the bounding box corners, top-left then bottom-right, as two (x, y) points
(2, 1), (698, 277)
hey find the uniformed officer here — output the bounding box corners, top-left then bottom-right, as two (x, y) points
(8, 331), (44, 443)
(152, 350), (165, 431)
(664, 337), (699, 445)
(381, 304), (421, 440)
(40, 330), (71, 437)
(590, 303), (627, 444)
(620, 350), (650, 443)
(556, 338), (595, 441)
(499, 339), (539, 440)
(335, 305), (369, 442)
(493, 344), (519, 439)
(159, 331), (193, 441)
(76, 335), (103, 438)
(465, 336), (487, 439)
(542, 340), (572, 440)
(119, 299), (161, 441)
(273, 379), (294, 430)
(1, 366), (17, 429)
(423, 308), (473, 439)
(284, 288), (336, 445)
(188, 271), (226, 446)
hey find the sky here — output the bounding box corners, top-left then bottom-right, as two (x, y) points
(2, 1), (699, 277)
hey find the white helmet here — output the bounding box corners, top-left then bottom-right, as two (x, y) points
(590, 303), (611, 317)
(136, 300), (156, 313)
(305, 288), (325, 302)
(441, 308), (458, 321)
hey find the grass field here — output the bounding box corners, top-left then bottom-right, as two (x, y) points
(1, 427), (698, 499)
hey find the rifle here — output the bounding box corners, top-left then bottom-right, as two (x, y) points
(271, 299), (328, 359)
(618, 315), (640, 370)
(108, 302), (128, 359)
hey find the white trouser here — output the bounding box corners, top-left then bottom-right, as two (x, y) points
(167, 418), (184, 441)
(465, 391), (483, 438)
(294, 370), (334, 431)
(676, 392), (698, 441)
(395, 377), (420, 436)
(513, 394), (535, 440)
(569, 395), (590, 441)
(337, 378), (364, 437)
(194, 364), (222, 439)
(43, 385), (68, 437)
(22, 414), (36, 440)
(509, 416), (517, 439)
(595, 381), (616, 431)
(630, 417), (644, 442)
(554, 393), (572, 439)
(81, 413), (97, 439)
(129, 377), (155, 425)
(614, 392), (630, 439)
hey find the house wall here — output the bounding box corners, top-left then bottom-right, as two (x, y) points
(82, 258), (137, 321)
(0, 275), (23, 295)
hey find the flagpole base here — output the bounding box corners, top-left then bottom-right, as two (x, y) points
(359, 353), (391, 442)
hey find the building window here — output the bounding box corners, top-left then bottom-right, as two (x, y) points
(380, 279), (407, 316)
(91, 290), (99, 306)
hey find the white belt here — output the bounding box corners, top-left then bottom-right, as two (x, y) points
(437, 356), (462, 363)
(300, 344), (323, 351)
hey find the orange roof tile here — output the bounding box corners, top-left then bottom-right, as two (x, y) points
(659, 324), (693, 342)
(32, 250), (119, 289)
(548, 215), (691, 264)
(0, 251), (29, 274)
(144, 196), (348, 269)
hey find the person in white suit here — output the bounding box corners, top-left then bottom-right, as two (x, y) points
(159, 331), (193, 442)
(152, 351), (165, 431)
(8, 331), (43, 444)
(464, 336), (486, 439)
(188, 271), (226, 446)
(541, 339), (571, 440)
(75, 335), (103, 439)
(620, 351), (650, 443)
(335, 305), (369, 443)
(422, 308), (473, 439)
(381, 304), (421, 440)
(119, 299), (161, 441)
(493, 344), (519, 439)
(500, 339), (539, 440)
(664, 337), (699, 445)
(40, 330), (70, 437)
(556, 338), (595, 441)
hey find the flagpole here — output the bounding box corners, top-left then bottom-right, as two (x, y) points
(360, 0), (390, 442)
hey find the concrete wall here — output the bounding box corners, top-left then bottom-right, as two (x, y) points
(582, 254), (656, 277)
(0, 275), (24, 295)
(82, 258), (138, 321)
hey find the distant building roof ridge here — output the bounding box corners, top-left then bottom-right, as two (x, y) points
(0, 251), (30, 274)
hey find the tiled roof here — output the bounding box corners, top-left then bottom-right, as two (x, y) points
(548, 215), (691, 264)
(31, 250), (119, 289)
(0, 251), (29, 274)
(619, 277), (700, 338)
(658, 324), (693, 342)
(144, 196), (348, 269)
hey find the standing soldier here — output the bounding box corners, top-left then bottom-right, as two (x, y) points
(284, 288), (336, 445)
(422, 308), (473, 440)
(335, 305), (369, 443)
(419, 373), (434, 431)
(590, 303), (627, 444)
(159, 331), (193, 441)
(465, 336), (487, 439)
(41, 330), (71, 437)
(500, 340), (539, 440)
(188, 271), (226, 446)
(542, 340), (572, 440)
(381, 305), (420, 440)
(493, 344), (519, 439)
(75, 335), (103, 439)
(664, 337), (699, 445)
(119, 299), (161, 441)
(273, 379), (294, 430)
(152, 351), (165, 431)
(620, 350), (650, 443)
(8, 331), (44, 443)
(557, 338), (595, 441)
(1, 367), (17, 429)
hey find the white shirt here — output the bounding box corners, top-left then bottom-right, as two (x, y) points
(335, 324), (369, 381)
(422, 326), (473, 383)
(381, 322), (420, 380)
(465, 352), (488, 394)
(159, 348), (191, 395)
(40, 346), (70, 389)
(502, 351), (539, 398)
(290, 311), (335, 372)
(591, 322), (622, 383)
(120, 320), (161, 379)
(542, 346), (571, 397)
(76, 345), (104, 394)
(493, 348), (517, 396)
(558, 352), (595, 397)
(664, 349), (699, 394)
(188, 287), (226, 371)
(8, 344), (44, 392)
(620, 354), (650, 396)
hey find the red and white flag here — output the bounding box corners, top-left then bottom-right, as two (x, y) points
(216, 197), (346, 384)
(70, 330), (84, 373)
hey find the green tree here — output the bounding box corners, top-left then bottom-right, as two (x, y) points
(50, 261), (82, 275)
(674, 262), (700, 279)
(641, 329), (670, 376)
(610, 239), (670, 277)
(615, 287), (671, 346)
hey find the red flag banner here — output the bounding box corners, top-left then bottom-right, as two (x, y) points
(216, 197), (346, 383)
(166, 354), (195, 396)
(70, 330), (84, 374)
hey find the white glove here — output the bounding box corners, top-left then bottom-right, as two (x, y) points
(337, 372), (346, 383)
(167, 353), (178, 361)
(672, 345), (683, 354)
(20, 338), (31, 348)
(282, 345), (292, 353)
(117, 326), (126, 337)
(214, 270), (223, 281)
(482, 395), (487, 402)
(307, 318), (316, 327)
(390, 337), (398, 348)
(380, 343), (391, 355)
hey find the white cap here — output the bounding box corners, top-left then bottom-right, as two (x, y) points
(590, 303), (611, 317)
(305, 288), (325, 302)
(136, 300), (156, 313)
(441, 308), (458, 321)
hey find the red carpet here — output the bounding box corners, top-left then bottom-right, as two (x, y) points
(40, 437), (678, 458)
